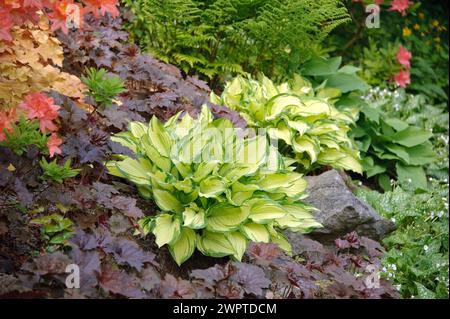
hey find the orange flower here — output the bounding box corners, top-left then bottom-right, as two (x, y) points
(19, 92), (61, 134)
(47, 132), (63, 157)
(0, 108), (17, 141)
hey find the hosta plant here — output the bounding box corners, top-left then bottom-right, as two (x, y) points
(210, 75), (362, 173)
(107, 106), (321, 265)
(352, 94), (436, 191)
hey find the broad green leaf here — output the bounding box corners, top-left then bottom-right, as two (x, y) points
(384, 118), (409, 131)
(301, 56), (342, 76)
(390, 127), (433, 147)
(324, 73), (369, 93)
(396, 163), (427, 190)
(406, 143), (436, 165)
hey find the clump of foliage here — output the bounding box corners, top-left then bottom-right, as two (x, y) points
(211, 74), (362, 173)
(363, 87), (448, 181)
(39, 158), (81, 184)
(30, 213), (75, 251)
(107, 106), (321, 265)
(82, 68), (127, 108)
(123, 0), (350, 85)
(0, 17), (85, 111)
(353, 87), (437, 191)
(357, 181), (449, 299)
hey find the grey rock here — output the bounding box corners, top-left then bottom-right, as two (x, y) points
(302, 170), (395, 241)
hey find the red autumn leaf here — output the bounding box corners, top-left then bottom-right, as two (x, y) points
(81, 0), (119, 18)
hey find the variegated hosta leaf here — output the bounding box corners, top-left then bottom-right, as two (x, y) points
(107, 105), (320, 265)
(213, 75), (363, 173)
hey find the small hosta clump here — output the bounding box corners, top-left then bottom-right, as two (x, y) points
(107, 106), (321, 265)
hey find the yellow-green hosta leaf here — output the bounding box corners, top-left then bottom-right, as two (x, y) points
(266, 94), (303, 120)
(246, 199), (287, 224)
(291, 219), (323, 233)
(256, 172), (304, 191)
(183, 206), (206, 229)
(192, 161), (219, 182)
(206, 204), (249, 232)
(106, 162), (125, 179)
(153, 188), (183, 213)
(286, 119), (310, 136)
(169, 227), (196, 266)
(318, 148), (362, 173)
(196, 231), (236, 258)
(283, 204), (315, 219)
(292, 135), (319, 163)
(110, 132), (139, 153)
(141, 135), (172, 172)
(277, 177), (308, 198)
(153, 214), (181, 247)
(225, 231), (247, 260)
(271, 232), (292, 256)
(308, 123), (340, 135)
(129, 121), (148, 139)
(240, 223), (270, 243)
(299, 99), (331, 116)
(116, 157), (152, 185)
(148, 116), (172, 157)
(199, 176), (226, 198)
(275, 214), (320, 231)
(173, 178), (194, 193)
(137, 185), (153, 199)
(268, 121), (292, 145)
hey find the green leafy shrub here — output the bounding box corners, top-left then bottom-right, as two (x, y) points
(81, 68), (127, 108)
(357, 181), (449, 299)
(39, 158), (81, 184)
(123, 0), (350, 85)
(364, 87), (448, 181)
(353, 88), (437, 190)
(211, 74), (362, 173)
(107, 106), (321, 265)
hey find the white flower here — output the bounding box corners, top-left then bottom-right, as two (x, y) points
(392, 264), (397, 271)
(424, 245), (429, 252)
(391, 217), (396, 223)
